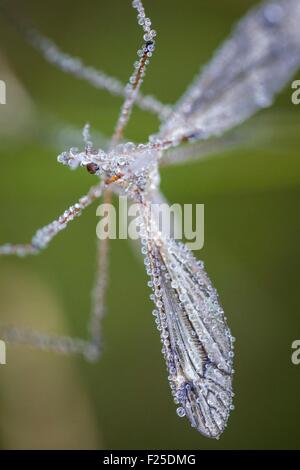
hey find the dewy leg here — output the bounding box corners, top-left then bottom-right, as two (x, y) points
(86, 191), (112, 360)
(0, 183), (105, 360)
(0, 234), (109, 361)
(111, 0), (157, 144)
(0, 3), (171, 120)
(0, 326), (90, 358)
(0, 183), (103, 257)
(0, 248), (109, 360)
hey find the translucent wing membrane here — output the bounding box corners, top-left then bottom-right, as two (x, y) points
(158, 0), (300, 145)
(161, 130), (243, 167)
(139, 204), (234, 438)
(160, 116), (276, 167)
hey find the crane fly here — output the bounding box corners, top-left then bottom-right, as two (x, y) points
(1, 0), (300, 439)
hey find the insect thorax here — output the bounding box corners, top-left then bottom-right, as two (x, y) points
(58, 142), (161, 201)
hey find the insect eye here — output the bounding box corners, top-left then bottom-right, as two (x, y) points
(86, 162), (99, 175)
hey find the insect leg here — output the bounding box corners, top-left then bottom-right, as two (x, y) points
(86, 192), (112, 358)
(0, 325), (91, 359)
(0, 183), (103, 257)
(1, 3), (171, 120)
(111, 0), (158, 143)
(0, 185), (109, 361)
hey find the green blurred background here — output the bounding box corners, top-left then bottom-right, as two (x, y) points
(0, 0), (300, 450)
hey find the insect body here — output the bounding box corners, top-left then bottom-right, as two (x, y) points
(58, 138), (234, 438)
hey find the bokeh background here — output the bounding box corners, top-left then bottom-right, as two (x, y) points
(0, 0), (300, 450)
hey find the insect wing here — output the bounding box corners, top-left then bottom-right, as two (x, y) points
(158, 0), (300, 144)
(143, 227), (234, 438)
